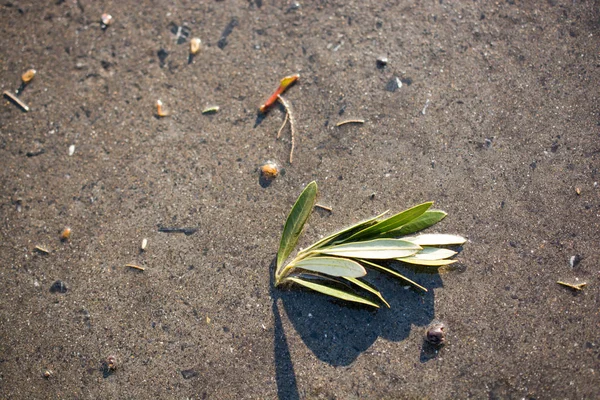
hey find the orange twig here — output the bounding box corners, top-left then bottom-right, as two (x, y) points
(259, 74), (299, 113)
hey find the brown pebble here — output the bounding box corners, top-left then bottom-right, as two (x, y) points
(60, 227), (71, 241)
(425, 321), (446, 346)
(106, 355), (117, 371)
(21, 69), (36, 84)
(43, 369), (53, 378)
(260, 162), (279, 180)
(575, 187), (581, 195)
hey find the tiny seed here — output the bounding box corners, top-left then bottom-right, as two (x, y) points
(190, 38), (201, 55)
(21, 69), (36, 84)
(575, 187), (581, 195)
(60, 227), (71, 241)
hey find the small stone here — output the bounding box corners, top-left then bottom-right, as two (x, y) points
(376, 56), (388, 69)
(100, 13), (112, 29)
(425, 321), (446, 346)
(569, 255), (582, 268)
(50, 280), (68, 294)
(260, 161), (280, 180)
(190, 38), (201, 55)
(181, 369), (198, 379)
(141, 238), (148, 251)
(575, 187), (581, 195)
(68, 145), (75, 156)
(43, 370), (53, 378)
(21, 69), (36, 84)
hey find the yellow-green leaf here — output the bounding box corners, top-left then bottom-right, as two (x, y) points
(358, 259), (428, 292)
(403, 234), (467, 246)
(315, 239), (421, 259)
(277, 181), (318, 274)
(286, 277), (380, 308)
(343, 202), (433, 242)
(344, 277), (390, 308)
(292, 256), (366, 278)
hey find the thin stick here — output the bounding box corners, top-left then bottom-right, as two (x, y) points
(336, 119), (365, 127)
(276, 110), (289, 139)
(315, 203), (332, 212)
(125, 264), (146, 271)
(3, 91), (30, 112)
(557, 281), (586, 291)
(277, 95), (295, 164)
(34, 245), (50, 254)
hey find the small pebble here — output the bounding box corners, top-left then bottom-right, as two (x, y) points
(260, 161), (280, 180)
(425, 321), (446, 346)
(190, 38), (201, 55)
(376, 56), (388, 69)
(101, 13), (112, 28)
(181, 369), (198, 379)
(575, 187), (581, 195)
(569, 255), (582, 268)
(60, 227), (71, 241)
(43, 370), (53, 378)
(50, 280), (68, 294)
(21, 69), (36, 84)
(106, 356), (117, 371)
(68, 145), (75, 156)
(141, 238), (148, 251)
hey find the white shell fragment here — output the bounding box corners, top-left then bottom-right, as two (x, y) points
(141, 238), (148, 250)
(68, 144), (75, 156)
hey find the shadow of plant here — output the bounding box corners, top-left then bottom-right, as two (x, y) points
(270, 258), (444, 399)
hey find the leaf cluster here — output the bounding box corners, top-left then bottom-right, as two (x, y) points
(275, 181), (466, 308)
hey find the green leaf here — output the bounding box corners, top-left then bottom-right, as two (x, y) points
(396, 257), (457, 266)
(301, 210), (389, 253)
(315, 239), (421, 259)
(343, 202), (433, 242)
(403, 234), (467, 246)
(358, 259), (428, 292)
(379, 210), (447, 238)
(344, 277), (390, 308)
(411, 247), (457, 260)
(292, 256), (367, 278)
(277, 181), (318, 274)
(285, 277), (380, 308)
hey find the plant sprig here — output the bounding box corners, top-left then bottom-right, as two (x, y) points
(275, 181), (466, 308)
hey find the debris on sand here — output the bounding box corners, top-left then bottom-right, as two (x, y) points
(50, 280), (68, 294)
(336, 119), (365, 127)
(557, 281), (586, 291)
(202, 106), (219, 114)
(425, 321), (446, 346)
(156, 100), (170, 117)
(3, 90), (29, 112)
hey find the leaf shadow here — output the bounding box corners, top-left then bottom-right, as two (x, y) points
(270, 258), (444, 399)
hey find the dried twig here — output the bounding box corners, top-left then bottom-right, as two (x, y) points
(3, 91), (29, 112)
(315, 203), (333, 212)
(34, 245), (50, 254)
(336, 119), (365, 127)
(125, 264), (145, 271)
(557, 281), (586, 291)
(277, 95), (296, 164)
